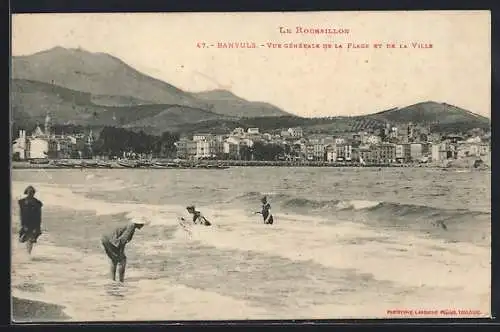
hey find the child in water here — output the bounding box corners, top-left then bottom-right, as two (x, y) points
(181, 205), (212, 226)
(101, 214), (149, 282)
(256, 196), (274, 225)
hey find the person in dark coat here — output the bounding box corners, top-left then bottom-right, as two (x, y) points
(18, 186), (43, 255)
(255, 196), (274, 225)
(101, 215), (149, 282)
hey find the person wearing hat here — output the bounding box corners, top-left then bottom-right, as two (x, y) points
(100, 213), (149, 282)
(18, 185), (44, 255)
(181, 205), (211, 226)
(255, 196), (274, 225)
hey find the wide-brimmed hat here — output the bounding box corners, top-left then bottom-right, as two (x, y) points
(126, 210), (151, 225)
(133, 217), (150, 225)
(24, 185), (36, 196)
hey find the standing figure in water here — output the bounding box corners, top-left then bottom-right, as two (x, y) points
(256, 196), (274, 225)
(182, 205), (212, 226)
(18, 185), (43, 255)
(101, 216), (149, 282)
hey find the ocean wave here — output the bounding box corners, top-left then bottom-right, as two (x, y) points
(227, 191), (490, 228)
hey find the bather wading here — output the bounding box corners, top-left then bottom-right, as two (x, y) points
(101, 215), (149, 282)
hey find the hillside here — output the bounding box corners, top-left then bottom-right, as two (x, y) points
(11, 79), (231, 134)
(122, 105), (235, 135)
(192, 89), (290, 117)
(12, 47), (291, 118)
(11, 79), (107, 125)
(11, 47), (490, 136)
(366, 101), (490, 126)
(12, 47), (207, 109)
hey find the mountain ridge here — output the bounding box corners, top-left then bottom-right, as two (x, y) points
(11, 47), (490, 135)
(12, 47), (291, 118)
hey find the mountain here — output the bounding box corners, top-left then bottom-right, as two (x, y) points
(11, 47), (490, 136)
(367, 101), (489, 124)
(12, 47), (207, 109)
(11, 47), (291, 117)
(192, 89), (289, 117)
(11, 79), (232, 133)
(364, 101), (490, 132)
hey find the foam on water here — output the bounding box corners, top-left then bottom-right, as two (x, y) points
(11, 234), (271, 321)
(11, 170), (491, 320)
(12, 181), (490, 293)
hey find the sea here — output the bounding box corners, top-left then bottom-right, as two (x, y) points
(10, 167), (491, 321)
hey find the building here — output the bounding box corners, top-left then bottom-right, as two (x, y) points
(12, 130), (27, 160)
(365, 135), (382, 145)
(174, 138), (191, 159)
(247, 128), (259, 135)
(336, 144), (352, 161)
(223, 140), (240, 159)
(334, 137), (346, 145)
(395, 143), (411, 162)
(196, 140), (217, 159)
(410, 143), (423, 161)
(431, 143), (447, 162)
(325, 145), (337, 162)
(232, 128), (245, 136)
(358, 147), (375, 163)
(192, 133), (213, 142)
(287, 127), (303, 138)
(312, 142), (326, 161)
(376, 143), (396, 163)
(27, 138), (49, 159)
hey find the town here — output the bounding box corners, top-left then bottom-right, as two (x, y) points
(11, 113), (491, 168)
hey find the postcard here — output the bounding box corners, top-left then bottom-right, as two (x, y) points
(10, 11), (491, 322)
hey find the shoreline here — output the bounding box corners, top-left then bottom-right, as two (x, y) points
(11, 160), (487, 170)
(12, 296), (71, 322)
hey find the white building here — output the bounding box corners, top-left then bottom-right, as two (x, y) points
(195, 140), (216, 159)
(12, 130), (27, 160)
(334, 137), (346, 145)
(192, 133), (213, 142)
(325, 145), (337, 162)
(336, 144), (352, 161)
(232, 128), (245, 136)
(365, 135), (382, 145)
(27, 138), (49, 159)
(287, 127), (303, 138)
(247, 128), (259, 134)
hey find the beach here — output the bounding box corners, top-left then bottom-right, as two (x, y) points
(11, 167), (491, 321)
(12, 297), (70, 322)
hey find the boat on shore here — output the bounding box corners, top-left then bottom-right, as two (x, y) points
(117, 160), (138, 168)
(29, 158), (50, 165)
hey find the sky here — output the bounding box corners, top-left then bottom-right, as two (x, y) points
(11, 11), (491, 118)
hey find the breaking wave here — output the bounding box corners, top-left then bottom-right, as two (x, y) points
(229, 191), (490, 228)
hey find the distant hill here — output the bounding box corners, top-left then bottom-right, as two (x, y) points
(11, 47), (490, 136)
(364, 101), (490, 132)
(12, 47), (291, 118)
(192, 89), (290, 117)
(11, 79), (232, 134)
(12, 47), (207, 109)
(367, 101), (489, 124)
